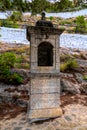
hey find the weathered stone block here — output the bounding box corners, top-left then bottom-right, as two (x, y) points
(31, 77), (60, 94)
(30, 93), (60, 109)
(28, 107), (62, 121)
(30, 47), (37, 62)
(30, 62), (37, 70)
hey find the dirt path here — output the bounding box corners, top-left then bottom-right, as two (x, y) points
(0, 94), (87, 130)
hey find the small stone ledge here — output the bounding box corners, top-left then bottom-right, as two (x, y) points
(29, 73), (60, 78)
(28, 107), (62, 123)
(27, 26), (64, 35)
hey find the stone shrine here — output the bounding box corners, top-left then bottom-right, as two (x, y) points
(27, 12), (64, 122)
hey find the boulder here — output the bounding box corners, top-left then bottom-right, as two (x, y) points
(80, 51), (87, 60)
(61, 79), (81, 94)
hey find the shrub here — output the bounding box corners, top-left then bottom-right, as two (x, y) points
(81, 3), (87, 8)
(83, 75), (87, 80)
(9, 11), (22, 22)
(60, 63), (68, 72)
(1, 20), (12, 27)
(72, 53), (80, 58)
(59, 20), (66, 25)
(1, 20), (19, 28)
(66, 59), (79, 70)
(60, 59), (79, 72)
(0, 52), (16, 68)
(75, 16), (86, 34)
(7, 73), (23, 84)
(20, 63), (30, 69)
(49, 16), (54, 21)
(60, 54), (71, 62)
(16, 56), (23, 63)
(0, 52), (23, 84)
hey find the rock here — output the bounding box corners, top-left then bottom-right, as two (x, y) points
(10, 69), (30, 79)
(61, 79), (81, 94)
(80, 51), (87, 60)
(61, 73), (74, 78)
(74, 73), (83, 83)
(18, 83), (30, 91)
(64, 115), (72, 121)
(0, 83), (15, 93)
(0, 95), (3, 103)
(76, 59), (87, 67)
(17, 99), (28, 107)
(0, 94), (13, 103)
(13, 91), (21, 97)
(4, 96), (13, 104)
(74, 125), (87, 130)
(71, 52), (80, 57)
(14, 127), (23, 130)
(81, 82), (87, 94)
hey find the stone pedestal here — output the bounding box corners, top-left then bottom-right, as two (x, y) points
(28, 74), (62, 122)
(27, 20), (64, 122)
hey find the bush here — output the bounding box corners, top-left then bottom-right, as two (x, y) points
(66, 59), (79, 70)
(83, 75), (87, 80)
(49, 16), (54, 21)
(1, 20), (19, 28)
(0, 52), (23, 84)
(60, 59), (79, 72)
(60, 54), (71, 62)
(81, 3), (87, 8)
(0, 52), (16, 68)
(9, 11), (22, 22)
(1, 20), (12, 27)
(7, 73), (23, 84)
(60, 63), (68, 72)
(75, 16), (86, 34)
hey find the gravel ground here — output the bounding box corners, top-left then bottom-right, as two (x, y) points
(0, 104), (87, 130)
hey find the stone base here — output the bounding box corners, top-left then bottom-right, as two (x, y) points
(28, 107), (62, 123)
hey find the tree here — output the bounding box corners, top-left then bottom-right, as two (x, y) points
(31, 0), (50, 14)
(12, 0), (31, 12)
(58, 0), (73, 11)
(73, 0), (82, 7)
(12, 0), (23, 12)
(0, 0), (11, 10)
(3, 0), (11, 9)
(22, 1), (31, 12)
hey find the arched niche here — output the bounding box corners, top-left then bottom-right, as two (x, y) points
(38, 42), (53, 66)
